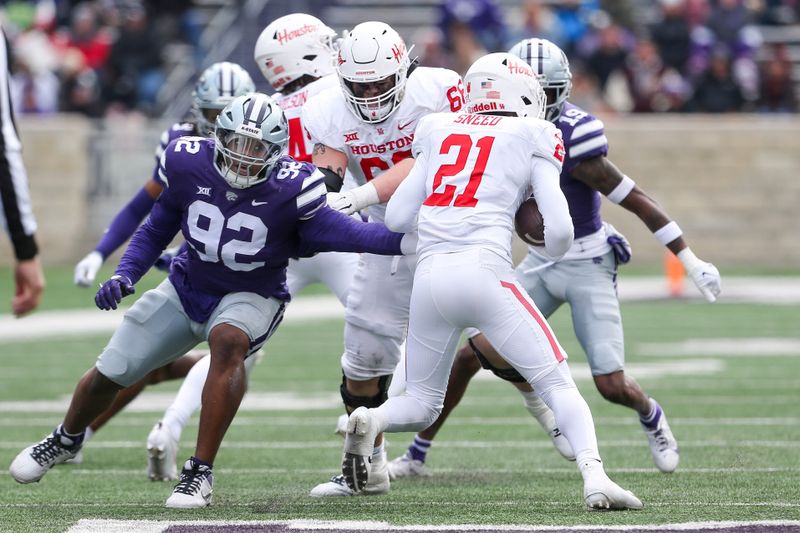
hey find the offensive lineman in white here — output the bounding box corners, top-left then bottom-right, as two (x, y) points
(301, 21), (465, 496)
(341, 52), (643, 511)
(254, 13), (360, 305)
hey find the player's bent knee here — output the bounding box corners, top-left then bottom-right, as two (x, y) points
(209, 323), (250, 358)
(88, 367), (126, 393)
(593, 371), (627, 403)
(340, 373), (392, 410)
(454, 342), (484, 375)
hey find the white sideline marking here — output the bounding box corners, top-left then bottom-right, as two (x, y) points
(0, 295), (344, 343)
(2, 276), (800, 344)
(55, 518), (800, 532)
(639, 337), (800, 357)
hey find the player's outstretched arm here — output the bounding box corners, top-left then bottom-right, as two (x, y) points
(572, 155), (721, 302)
(297, 206), (408, 256)
(74, 180), (163, 287)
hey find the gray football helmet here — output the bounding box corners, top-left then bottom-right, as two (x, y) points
(508, 38), (572, 121)
(213, 93), (288, 189)
(192, 62), (256, 136)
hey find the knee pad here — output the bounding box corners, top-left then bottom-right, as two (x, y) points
(340, 373), (393, 410)
(469, 338), (527, 384)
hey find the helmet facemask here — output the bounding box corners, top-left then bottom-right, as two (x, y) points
(508, 38), (573, 121)
(213, 93), (289, 189)
(335, 21), (412, 124)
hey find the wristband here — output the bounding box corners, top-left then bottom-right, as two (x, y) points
(350, 181), (380, 211)
(654, 221), (682, 246)
(606, 175), (635, 204)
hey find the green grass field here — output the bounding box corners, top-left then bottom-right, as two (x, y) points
(0, 268), (799, 532)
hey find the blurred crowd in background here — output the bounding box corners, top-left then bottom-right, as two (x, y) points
(2, 0), (799, 118)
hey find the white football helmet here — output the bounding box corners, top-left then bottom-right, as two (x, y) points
(464, 52), (546, 119)
(254, 13), (338, 92)
(214, 93), (288, 189)
(336, 21), (412, 124)
(508, 38), (572, 121)
(192, 62), (256, 136)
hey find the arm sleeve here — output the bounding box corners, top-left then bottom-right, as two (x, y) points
(384, 151), (428, 233)
(94, 186), (157, 259)
(114, 190), (182, 284)
(297, 205), (403, 256)
(530, 158), (573, 260)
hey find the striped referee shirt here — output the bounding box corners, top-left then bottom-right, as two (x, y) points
(0, 26), (38, 260)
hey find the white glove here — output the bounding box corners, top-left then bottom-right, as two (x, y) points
(678, 248), (721, 303)
(74, 251), (104, 287)
(326, 182), (379, 216)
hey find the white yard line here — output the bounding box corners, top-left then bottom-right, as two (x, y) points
(1, 276), (799, 344)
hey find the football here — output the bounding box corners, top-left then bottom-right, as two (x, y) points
(514, 197), (545, 246)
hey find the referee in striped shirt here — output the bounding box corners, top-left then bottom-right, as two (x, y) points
(1, 25), (44, 316)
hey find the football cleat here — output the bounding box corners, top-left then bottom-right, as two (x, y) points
(147, 421), (179, 481)
(341, 407), (381, 493)
(165, 459), (213, 508)
(581, 460), (643, 511)
(9, 430), (82, 484)
(387, 452), (432, 480)
(643, 411), (679, 473)
(310, 451), (390, 497)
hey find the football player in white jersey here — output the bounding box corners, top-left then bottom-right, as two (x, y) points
(64, 62), (255, 474)
(341, 52), (643, 511)
(388, 39), (723, 479)
(254, 12), (359, 304)
(301, 20), (465, 497)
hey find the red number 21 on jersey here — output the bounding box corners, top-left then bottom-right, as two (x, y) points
(423, 133), (495, 207)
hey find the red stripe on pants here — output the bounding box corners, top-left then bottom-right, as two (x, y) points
(500, 280), (564, 363)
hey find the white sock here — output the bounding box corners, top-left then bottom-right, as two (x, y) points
(83, 427), (95, 444)
(162, 354), (210, 442)
(541, 385), (601, 466)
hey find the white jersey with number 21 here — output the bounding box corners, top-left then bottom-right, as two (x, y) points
(392, 111), (569, 263)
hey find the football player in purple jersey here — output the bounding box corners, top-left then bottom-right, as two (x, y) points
(63, 62), (256, 467)
(388, 39), (721, 479)
(10, 93), (413, 509)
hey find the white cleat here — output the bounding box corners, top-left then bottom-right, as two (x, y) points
(341, 407), (381, 493)
(10, 431), (81, 484)
(310, 452), (390, 497)
(643, 411), (679, 473)
(165, 459), (213, 508)
(146, 421), (178, 481)
(581, 460), (643, 511)
(387, 452), (432, 480)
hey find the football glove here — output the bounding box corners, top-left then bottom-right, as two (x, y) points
(74, 251), (104, 287)
(325, 182), (379, 215)
(95, 275), (135, 310)
(677, 248), (721, 303)
(604, 223), (632, 265)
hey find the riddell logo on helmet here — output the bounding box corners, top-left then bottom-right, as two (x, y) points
(467, 101), (506, 113)
(276, 24), (318, 45)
